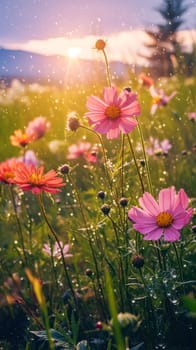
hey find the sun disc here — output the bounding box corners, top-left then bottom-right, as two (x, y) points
(67, 47), (81, 59)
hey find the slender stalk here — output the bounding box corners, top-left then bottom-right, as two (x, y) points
(79, 125), (113, 191)
(127, 134), (145, 194)
(120, 134), (125, 197)
(38, 194), (76, 306)
(137, 119), (153, 194)
(154, 242), (163, 271)
(9, 186), (28, 266)
(67, 174), (108, 320)
(139, 269), (157, 336)
(173, 242), (184, 287)
(108, 215), (125, 311)
(102, 48), (112, 87)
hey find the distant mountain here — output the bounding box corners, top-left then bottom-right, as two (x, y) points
(0, 48), (135, 86)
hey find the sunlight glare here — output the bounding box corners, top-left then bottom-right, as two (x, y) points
(67, 47), (81, 59)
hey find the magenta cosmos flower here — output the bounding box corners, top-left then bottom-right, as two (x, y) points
(26, 116), (50, 140)
(67, 141), (97, 163)
(128, 187), (193, 242)
(85, 86), (141, 139)
(43, 241), (73, 260)
(149, 86), (176, 115)
(13, 163), (64, 194)
(187, 112), (196, 122)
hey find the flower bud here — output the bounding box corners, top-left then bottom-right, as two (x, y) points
(85, 268), (93, 278)
(67, 114), (80, 131)
(123, 87), (132, 93)
(95, 39), (106, 50)
(132, 255), (144, 268)
(59, 164), (70, 174)
(96, 321), (103, 330)
(181, 150), (187, 156)
(119, 197), (128, 207)
(140, 160), (145, 167)
(101, 204), (110, 215)
(97, 191), (105, 200)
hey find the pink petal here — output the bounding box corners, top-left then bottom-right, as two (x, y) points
(103, 86), (118, 105)
(121, 101), (141, 117)
(93, 118), (121, 135)
(149, 86), (158, 98)
(151, 104), (158, 115)
(85, 111), (106, 123)
(128, 206), (152, 222)
(106, 128), (120, 139)
(177, 188), (189, 209)
(86, 95), (107, 111)
(185, 208), (193, 224)
(163, 227), (180, 242)
(119, 118), (138, 133)
(158, 187), (175, 211)
(133, 222), (158, 234)
(143, 228), (163, 240)
(139, 192), (160, 216)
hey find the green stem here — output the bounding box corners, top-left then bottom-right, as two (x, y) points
(9, 186), (28, 266)
(173, 242), (184, 288)
(79, 125), (113, 191)
(120, 134), (125, 197)
(108, 215), (125, 311)
(127, 134), (145, 194)
(137, 119), (153, 194)
(154, 241), (163, 271)
(67, 175), (108, 320)
(38, 194), (76, 307)
(102, 48), (112, 87)
(139, 269), (157, 336)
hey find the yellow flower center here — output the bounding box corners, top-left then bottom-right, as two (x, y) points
(105, 105), (121, 119)
(19, 135), (30, 147)
(156, 212), (173, 228)
(29, 173), (42, 184)
(152, 96), (161, 104)
(4, 171), (14, 180)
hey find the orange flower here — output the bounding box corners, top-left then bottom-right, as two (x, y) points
(10, 129), (33, 147)
(0, 158), (22, 184)
(13, 163), (65, 194)
(138, 73), (154, 88)
(95, 39), (106, 50)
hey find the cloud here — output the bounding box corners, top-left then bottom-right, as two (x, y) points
(1, 29), (195, 65)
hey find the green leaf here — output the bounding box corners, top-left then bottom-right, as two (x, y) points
(31, 329), (74, 349)
(104, 269), (124, 350)
(182, 296), (196, 317)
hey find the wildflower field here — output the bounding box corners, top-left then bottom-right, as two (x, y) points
(0, 41), (195, 350)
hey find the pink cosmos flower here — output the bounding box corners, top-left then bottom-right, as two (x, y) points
(150, 86), (176, 115)
(17, 150), (39, 166)
(13, 163), (64, 194)
(42, 241), (73, 260)
(67, 142), (97, 163)
(128, 187), (193, 242)
(85, 86), (141, 139)
(187, 112), (196, 122)
(0, 158), (23, 184)
(146, 137), (172, 156)
(26, 116), (50, 140)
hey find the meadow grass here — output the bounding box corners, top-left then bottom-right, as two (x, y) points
(0, 72), (195, 349)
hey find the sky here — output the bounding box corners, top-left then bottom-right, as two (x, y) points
(0, 0), (195, 63)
